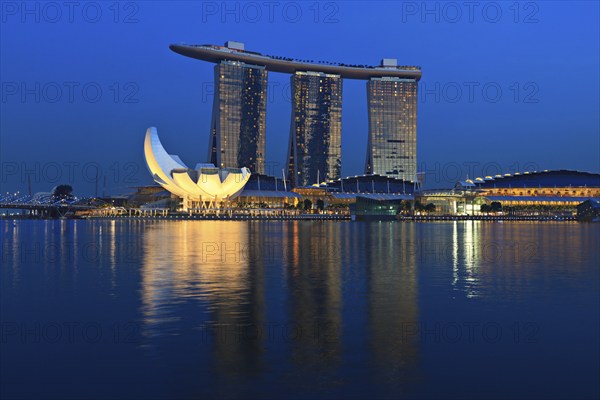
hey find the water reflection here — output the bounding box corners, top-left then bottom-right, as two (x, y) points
(84, 220), (600, 396)
(283, 222), (343, 368)
(365, 223), (419, 386)
(451, 221), (482, 298)
(3, 220), (596, 398)
(445, 221), (599, 302)
(141, 221), (268, 379)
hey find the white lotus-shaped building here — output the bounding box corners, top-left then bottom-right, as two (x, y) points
(144, 127), (251, 209)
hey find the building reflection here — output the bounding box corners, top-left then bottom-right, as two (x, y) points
(3, 218), (599, 397)
(451, 221), (482, 298)
(464, 221), (597, 300)
(283, 221), (343, 368)
(365, 222), (419, 382)
(1, 220), (21, 288)
(444, 221), (599, 301)
(134, 219), (597, 394)
(140, 221), (265, 375)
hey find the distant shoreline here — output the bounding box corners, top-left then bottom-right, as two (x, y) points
(0, 214), (583, 222)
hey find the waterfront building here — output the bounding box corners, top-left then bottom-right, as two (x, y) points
(352, 196), (406, 220)
(325, 173), (416, 194)
(208, 48), (268, 174)
(365, 74), (418, 182)
(292, 174), (415, 211)
(144, 127), (251, 211)
(127, 185), (171, 208)
(576, 199), (600, 222)
(286, 71), (342, 187)
(170, 42), (422, 185)
(463, 169), (600, 198)
(420, 170), (600, 215)
(236, 174), (301, 209)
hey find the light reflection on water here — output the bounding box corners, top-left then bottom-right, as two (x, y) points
(1, 220), (598, 399)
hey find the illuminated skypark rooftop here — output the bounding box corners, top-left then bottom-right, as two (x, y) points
(169, 42), (422, 80)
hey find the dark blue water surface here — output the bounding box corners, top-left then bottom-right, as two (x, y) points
(1, 220), (599, 399)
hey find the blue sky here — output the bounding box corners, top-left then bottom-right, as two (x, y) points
(1, 1), (598, 195)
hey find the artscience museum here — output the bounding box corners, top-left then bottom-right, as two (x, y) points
(143, 127), (251, 211)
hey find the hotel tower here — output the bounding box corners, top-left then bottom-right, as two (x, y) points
(286, 71), (342, 187)
(208, 42), (268, 174)
(170, 42), (421, 186)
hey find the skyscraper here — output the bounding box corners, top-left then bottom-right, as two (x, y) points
(171, 42), (421, 183)
(287, 71), (342, 187)
(209, 58), (268, 174)
(364, 74), (418, 182)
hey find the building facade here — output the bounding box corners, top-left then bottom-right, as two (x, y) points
(144, 127), (251, 211)
(364, 76), (418, 182)
(209, 60), (268, 174)
(287, 71), (342, 187)
(418, 170), (600, 215)
(172, 42), (422, 185)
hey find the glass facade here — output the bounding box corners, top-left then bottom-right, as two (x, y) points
(209, 61), (268, 174)
(365, 77), (418, 182)
(287, 71), (342, 187)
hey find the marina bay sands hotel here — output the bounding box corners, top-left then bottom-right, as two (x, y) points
(170, 41), (421, 186)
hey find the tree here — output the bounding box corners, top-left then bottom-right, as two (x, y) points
(414, 200), (425, 212)
(480, 204), (492, 213)
(303, 199), (312, 210)
(316, 199), (325, 211)
(490, 201), (502, 212)
(425, 203), (436, 213)
(52, 184), (73, 199)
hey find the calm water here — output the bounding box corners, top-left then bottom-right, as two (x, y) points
(1, 220), (598, 399)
